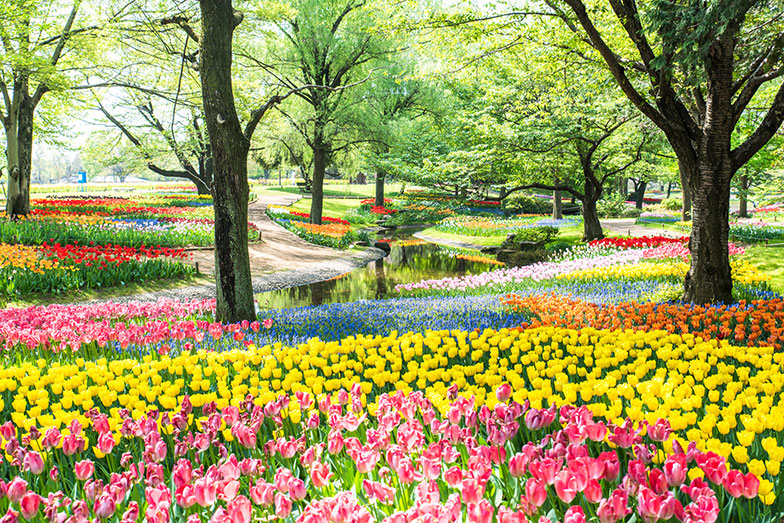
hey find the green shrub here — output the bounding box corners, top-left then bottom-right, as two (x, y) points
(662, 197), (682, 211)
(502, 194), (552, 215)
(512, 226), (559, 244)
(597, 193), (630, 218)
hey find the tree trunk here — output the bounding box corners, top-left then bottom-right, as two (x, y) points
(634, 180), (647, 209)
(310, 143), (326, 225)
(374, 171), (385, 207)
(552, 176), (563, 220)
(199, 0), (256, 323)
(683, 169), (733, 303)
(582, 180), (603, 241)
(666, 182), (672, 199)
(679, 163), (692, 221)
(738, 174), (748, 218)
(5, 94), (35, 218)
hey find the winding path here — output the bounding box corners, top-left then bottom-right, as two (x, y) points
(81, 194), (385, 304)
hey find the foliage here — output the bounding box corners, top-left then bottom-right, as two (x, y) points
(502, 194), (552, 215)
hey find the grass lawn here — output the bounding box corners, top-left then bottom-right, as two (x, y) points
(418, 224), (587, 249)
(742, 245), (784, 292)
(288, 198), (364, 218)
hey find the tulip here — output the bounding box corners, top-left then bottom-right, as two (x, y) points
(460, 478), (484, 504)
(564, 506), (586, 523)
(525, 478), (547, 507)
(19, 493), (40, 520)
(495, 383), (512, 402)
(7, 478), (27, 504)
(227, 495), (251, 523)
(23, 452), (44, 475)
(444, 466), (463, 488)
(249, 481), (274, 507)
(508, 453), (526, 477)
(467, 499), (493, 523)
(663, 454), (687, 487)
(274, 493), (292, 518)
(93, 493), (116, 519)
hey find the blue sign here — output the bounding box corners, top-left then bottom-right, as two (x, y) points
(77, 171), (87, 184)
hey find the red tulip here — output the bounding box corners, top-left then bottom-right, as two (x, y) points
(74, 460), (95, 481)
(227, 495), (251, 523)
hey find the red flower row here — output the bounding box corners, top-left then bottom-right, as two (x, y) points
(370, 206), (398, 215)
(589, 236), (688, 249)
(286, 210), (350, 225)
(40, 242), (191, 265)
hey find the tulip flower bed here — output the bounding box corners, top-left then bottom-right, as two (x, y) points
(637, 211), (681, 223)
(434, 216), (580, 237)
(395, 235), (768, 299)
(0, 326), (782, 521)
(729, 222), (784, 242)
(0, 243), (196, 299)
(0, 196), (260, 248)
(266, 207), (358, 249)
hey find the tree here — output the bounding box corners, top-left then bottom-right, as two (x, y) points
(90, 12), (214, 194)
(257, 0), (399, 224)
(0, 1), (126, 217)
(545, 0), (784, 302)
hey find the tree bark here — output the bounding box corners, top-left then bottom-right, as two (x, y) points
(199, 0), (256, 323)
(738, 174), (749, 218)
(552, 177), (563, 220)
(5, 93), (35, 218)
(375, 170), (386, 207)
(633, 180), (647, 209)
(678, 164), (692, 221)
(582, 180), (603, 241)
(310, 142), (326, 225)
(683, 169), (733, 304)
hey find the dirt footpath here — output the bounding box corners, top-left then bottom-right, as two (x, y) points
(187, 195), (349, 277)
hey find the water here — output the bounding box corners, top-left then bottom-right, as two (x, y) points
(256, 229), (499, 309)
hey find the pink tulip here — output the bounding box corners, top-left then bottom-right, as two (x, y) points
(663, 454), (687, 486)
(19, 492), (40, 520)
(564, 506), (586, 523)
(288, 478), (307, 501)
(695, 452), (727, 485)
(525, 477), (547, 507)
(194, 477), (217, 507)
(467, 499), (493, 523)
(584, 479), (603, 503)
(227, 495), (251, 523)
(495, 383), (512, 402)
(529, 457), (561, 485)
(74, 460), (95, 481)
(23, 452), (44, 475)
(249, 481), (274, 506)
(6, 478), (27, 504)
(553, 469), (580, 503)
(460, 478), (484, 504)
(741, 472), (760, 499)
(94, 493), (116, 519)
(508, 453), (526, 477)
(363, 480), (396, 504)
(444, 466), (463, 488)
(596, 489), (630, 523)
(647, 419), (672, 442)
(274, 493), (292, 518)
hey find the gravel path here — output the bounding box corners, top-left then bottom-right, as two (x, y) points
(79, 194), (386, 304)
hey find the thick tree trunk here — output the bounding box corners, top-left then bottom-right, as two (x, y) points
(552, 186), (563, 220)
(683, 170), (733, 303)
(193, 174), (211, 195)
(310, 144), (326, 225)
(199, 0), (256, 323)
(5, 95), (35, 218)
(375, 171), (385, 207)
(738, 174), (749, 218)
(619, 177), (628, 198)
(582, 180), (603, 241)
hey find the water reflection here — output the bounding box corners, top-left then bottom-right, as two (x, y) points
(257, 232), (497, 309)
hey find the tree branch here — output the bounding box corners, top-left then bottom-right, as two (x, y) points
(731, 81), (784, 171)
